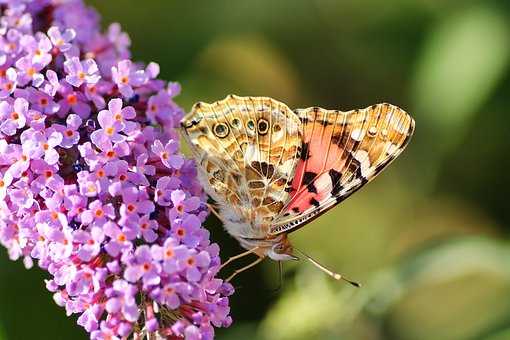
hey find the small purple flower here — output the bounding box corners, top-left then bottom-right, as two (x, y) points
(81, 200), (115, 226)
(0, 68), (17, 98)
(137, 214), (158, 243)
(57, 83), (91, 118)
(168, 189), (201, 220)
(181, 249), (211, 282)
(26, 87), (60, 115)
(42, 70), (60, 96)
(52, 114), (82, 148)
(152, 139), (184, 170)
(64, 57), (100, 87)
(90, 98), (135, 148)
(154, 176), (180, 206)
(0, 97), (28, 136)
(15, 55), (45, 87)
(146, 90), (172, 124)
(20, 128), (62, 165)
(111, 59), (147, 98)
(171, 214), (202, 248)
(74, 227), (104, 261)
(105, 279), (139, 323)
(21, 33), (52, 66)
(0, 171), (13, 200)
(119, 186), (154, 222)
(152, 238), (187, 275)
(104, 221), (135, 257)
(124, 245), (161, 287)
(47, 26), (76, 52)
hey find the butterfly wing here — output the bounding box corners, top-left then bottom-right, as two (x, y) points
(270, 103), (415, 235)
(181, 95), (302, 238)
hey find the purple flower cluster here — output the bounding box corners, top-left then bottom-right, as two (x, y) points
(0, 1), (233, 339)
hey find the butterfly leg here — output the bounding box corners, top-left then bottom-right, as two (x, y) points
(226, 256), (264, 282)
(220, 247), (260, 270)
(206, 203), (226, 224)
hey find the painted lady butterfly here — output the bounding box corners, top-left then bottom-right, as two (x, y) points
(181, 95), (414, 283)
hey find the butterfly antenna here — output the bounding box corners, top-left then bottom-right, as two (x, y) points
(294, 248), (361, 287)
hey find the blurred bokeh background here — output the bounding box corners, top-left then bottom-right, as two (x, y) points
(2, 0), (510, 339)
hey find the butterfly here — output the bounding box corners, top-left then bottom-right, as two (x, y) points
(181, 95), (414, 283)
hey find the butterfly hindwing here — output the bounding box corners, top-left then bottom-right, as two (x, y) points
(181, 95), (302, 237)
(270, 103), (415, 235)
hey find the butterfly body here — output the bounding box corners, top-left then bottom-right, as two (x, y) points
(181, 95), (414, 262)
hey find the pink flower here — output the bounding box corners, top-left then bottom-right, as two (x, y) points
(47, 26), (76, 52)
(21, 128), (62, 165)
(52, 114), (82, 148)
(81, 200), (115, 226)
(64, 57), (100, 87)
(0, 68), (17, 98)
(111, 59), (147, 98)
(90, 98), (135, 148)
(0, 171), (13, 200)
(152, 139), (184, 170)
(0, 97), (28, 135)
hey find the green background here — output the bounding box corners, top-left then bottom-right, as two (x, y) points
(2, 0), (510, 339)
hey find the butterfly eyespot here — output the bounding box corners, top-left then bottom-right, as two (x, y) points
(213, 123), (229, 138)
(246, 120), (255, 130)
(257, 119), (269, 135)
(231, 118), (241, 128)
(368, 126), (378, 137)
(273, 124), (281, 133)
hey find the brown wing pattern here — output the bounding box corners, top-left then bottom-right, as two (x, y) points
(181, 95), (302, 235)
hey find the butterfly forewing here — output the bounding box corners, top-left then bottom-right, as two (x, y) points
(270, 103), (414, 235)
(181, 95), (302, 236)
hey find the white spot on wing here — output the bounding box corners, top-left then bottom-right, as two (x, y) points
(353, 150), (370, 177)
(351, 129), (364, 142)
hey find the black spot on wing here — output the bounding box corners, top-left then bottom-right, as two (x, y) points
(292, 207), (300, 213)
(329, 169), (343, 196)
(310, 197), (320, 207)
(300, 142), (311, 161)
(303, 171), (316, 185)
(306, 181), (317, 194)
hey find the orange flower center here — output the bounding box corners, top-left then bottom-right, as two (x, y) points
(65, 129), (74, 137)
(67, 94), (78, 105)
(94, 209), (104, 217)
